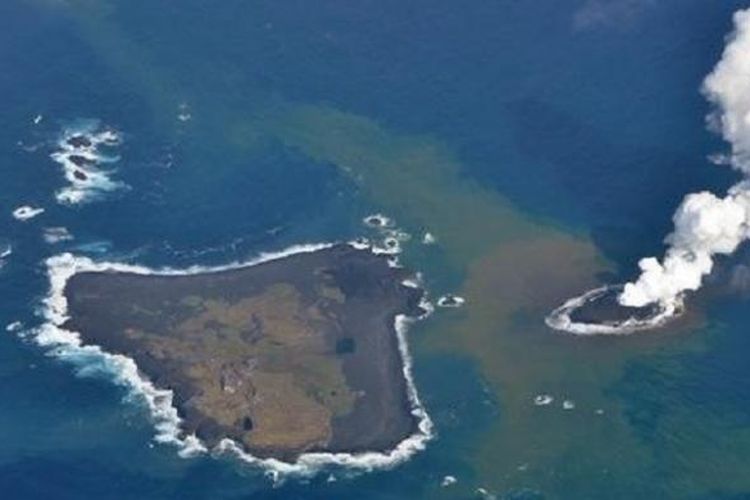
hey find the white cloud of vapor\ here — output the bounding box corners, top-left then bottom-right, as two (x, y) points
(547, 8), (750, 334)
(619, 8), (750, 311)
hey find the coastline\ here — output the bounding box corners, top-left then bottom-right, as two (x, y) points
(35, 241), (434, 479)
(545, 285), (682, 335)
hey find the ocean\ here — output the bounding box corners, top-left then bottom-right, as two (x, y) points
(2, 1), (750, 498)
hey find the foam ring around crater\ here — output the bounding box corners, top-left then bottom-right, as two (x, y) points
(545, 284), (682, 335)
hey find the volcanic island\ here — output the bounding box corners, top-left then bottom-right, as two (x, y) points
(61, 244), (426, 460)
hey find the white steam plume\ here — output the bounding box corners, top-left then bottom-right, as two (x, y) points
(546, 8), (750, 335)
(618, 8), (750, 311)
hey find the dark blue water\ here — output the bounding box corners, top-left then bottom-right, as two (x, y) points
(2, 1), (750, 498)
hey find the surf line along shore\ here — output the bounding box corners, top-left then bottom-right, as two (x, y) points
(37, 242), (434, 473)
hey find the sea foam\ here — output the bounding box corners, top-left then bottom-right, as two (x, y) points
(43, 227), (74, 244)
(50, 120), (128, 205)
(12, 205), (45, 221)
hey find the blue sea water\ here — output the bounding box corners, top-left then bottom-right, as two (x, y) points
(2, 1), (750, 498)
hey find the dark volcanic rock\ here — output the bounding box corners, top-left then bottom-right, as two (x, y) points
(62, 244), (424, 460)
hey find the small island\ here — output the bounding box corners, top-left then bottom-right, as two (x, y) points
(62, 244), (426, 460)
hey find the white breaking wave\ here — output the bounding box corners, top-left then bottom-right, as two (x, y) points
(51, 120), (128, 205)
(12, 205), (45, 221)
(43, 227), (74, 244)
